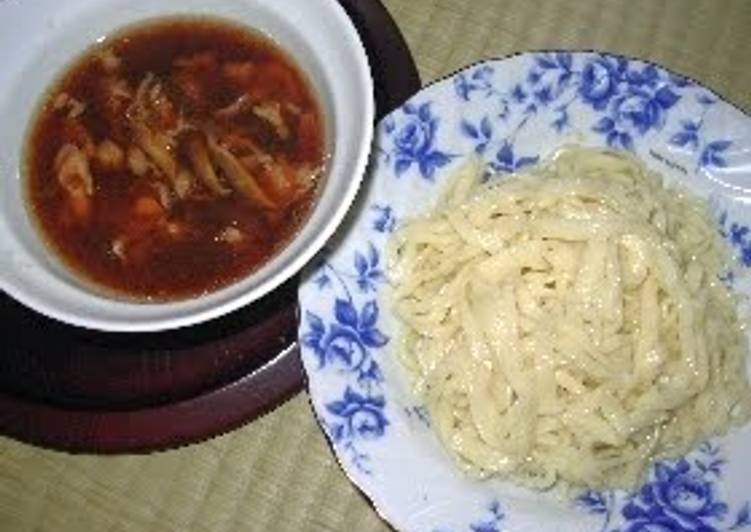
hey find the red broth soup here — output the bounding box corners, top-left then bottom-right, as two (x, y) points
(25, 17), (325, 301)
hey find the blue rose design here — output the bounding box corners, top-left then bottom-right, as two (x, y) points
(661, 471), (714, 516)
(653, 461), (726, 524)
(612, 88), (660, 133)
(304, 260), (392, 473)
(621, 459), (727, 532)
(610, 85), (679, 135)
(396, 118), (431, 160)
(326, 386), (389, 440)
(302, 300), (388, 376)
(592, 82), (680, 149)
(392, 102), (452, 179)
(582, 441), (750, 532)
(579, 56), (623, 110)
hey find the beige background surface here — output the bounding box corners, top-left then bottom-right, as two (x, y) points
(1, 1), (750, 531)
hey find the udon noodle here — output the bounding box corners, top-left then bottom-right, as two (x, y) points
(388, 146), (751, 490)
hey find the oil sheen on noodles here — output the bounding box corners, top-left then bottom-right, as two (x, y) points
(388, 146), (751, 490)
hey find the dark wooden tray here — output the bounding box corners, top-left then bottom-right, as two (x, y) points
(0, 0), (420, 453)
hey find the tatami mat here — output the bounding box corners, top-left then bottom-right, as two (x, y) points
(1, 1), (749, 531)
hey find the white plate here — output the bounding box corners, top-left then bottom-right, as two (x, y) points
(298, 51), (751, 532)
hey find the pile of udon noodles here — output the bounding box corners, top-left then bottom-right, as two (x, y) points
(388, 146), (751, 490)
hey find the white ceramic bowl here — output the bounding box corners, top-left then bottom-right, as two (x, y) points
(0, 0), (374, 332)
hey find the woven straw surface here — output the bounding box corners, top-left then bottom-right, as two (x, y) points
(1, 1), (749, 531)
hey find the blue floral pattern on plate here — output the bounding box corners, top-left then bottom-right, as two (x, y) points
(298, 51), (751, 532)
(577, 443), (750, 532)
(380, 102), (454, 180)
(303, 247), (390, 474)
